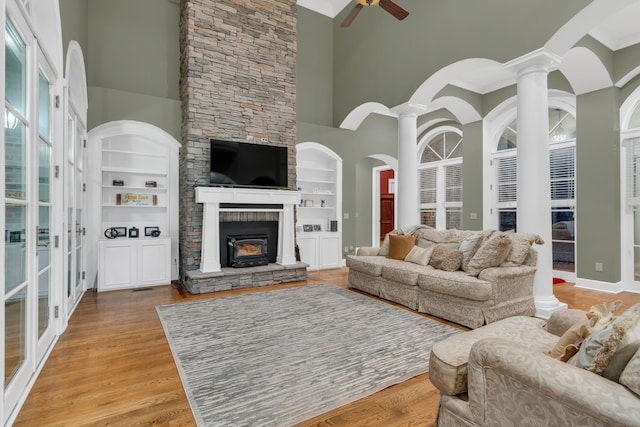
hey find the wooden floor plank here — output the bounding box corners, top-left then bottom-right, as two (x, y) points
(13, 268), (640, 426)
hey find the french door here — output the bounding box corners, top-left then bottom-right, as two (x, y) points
(65, 111), (86, 313)
(4, 14), (58, 419)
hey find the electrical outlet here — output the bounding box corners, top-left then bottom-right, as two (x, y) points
(595, 262), (604, 272)
(344, 246), (349, 253)
(470, 212), (478, 220)
(260, 137), (268, 142)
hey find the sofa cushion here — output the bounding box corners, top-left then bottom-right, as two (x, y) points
(381, 260), (433, 286)
(404, 245), (433, 266)
(417, 270), (492, 301)
(387, 234), (416, 260)
(429, 245), (463, 271)
(429, 316), (555, 396)
(569, 303), (640, 381)
(345, 255), (385, 277)
(620, 347), (640, 395)
(458, 233), (483, 268)
(464, 232), (512, 276)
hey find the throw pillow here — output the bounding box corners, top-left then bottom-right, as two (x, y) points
(464, 233), (512, 276)
(404, 245), (434, 266)
(545, 316), (597, 362)
(429, 245), (463, 272)
(458, 233), (484, 269)
(416, 238), (436, 250)
(620, 347), (640, 396)
(387, 234), (416, 260)
(379, 233), (392, 256)
(588, 299), (623, 329)
(500, 232), (544, 267)
(569, 303), (640, 381)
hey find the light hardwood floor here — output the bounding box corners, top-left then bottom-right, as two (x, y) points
(14, 268), (640, 426)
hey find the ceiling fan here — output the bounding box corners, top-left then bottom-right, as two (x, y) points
(341, 0), (409, 28)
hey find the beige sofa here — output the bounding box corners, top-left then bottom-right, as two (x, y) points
(346, 227), (540, 329)
(430, 307), (640, 426)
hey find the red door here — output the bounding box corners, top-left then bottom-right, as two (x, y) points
(380, 194), (395, 241)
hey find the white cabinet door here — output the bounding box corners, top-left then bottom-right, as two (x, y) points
(140, 239), (171, 285)
(297, 235), (318, 270)
(319, 234), (342, 269)
(98, 238), (171, 290)
(98, 240), (136, 290)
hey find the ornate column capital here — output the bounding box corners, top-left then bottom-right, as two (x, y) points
(391, 102), (428, 118)
(504, 48), (562, 78)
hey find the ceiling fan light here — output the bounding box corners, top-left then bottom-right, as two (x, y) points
(358, 0), (380, 6)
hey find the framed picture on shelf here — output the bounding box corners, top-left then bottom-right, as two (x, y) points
(145, 226), (161, 237)
(303, 224), (313, 232)
(114, 227), (127, 237)
(312, 224), (322, 232)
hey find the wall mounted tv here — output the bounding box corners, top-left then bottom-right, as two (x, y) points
(209, 139), (288, 188)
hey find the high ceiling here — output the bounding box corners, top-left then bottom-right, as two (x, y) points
(296, 0), (640, 52)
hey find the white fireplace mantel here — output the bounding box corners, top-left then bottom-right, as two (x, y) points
(195, 187), (300, 273)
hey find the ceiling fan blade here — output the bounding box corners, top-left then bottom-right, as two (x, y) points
(341, 4), (364, 27)
(379, 0), (409, 21)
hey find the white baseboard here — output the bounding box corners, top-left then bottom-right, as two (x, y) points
(574, 278), (626, 293)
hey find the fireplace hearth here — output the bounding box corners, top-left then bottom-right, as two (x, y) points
(228, 235), (268, 268)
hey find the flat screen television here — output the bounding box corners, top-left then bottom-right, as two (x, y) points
(209, 139), (288, 188)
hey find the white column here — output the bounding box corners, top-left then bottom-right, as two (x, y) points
(506, 50), (567, 318)
(200, 202), (221, 273)
(393, 104), (425, 229)
(277, 203), (297, 266)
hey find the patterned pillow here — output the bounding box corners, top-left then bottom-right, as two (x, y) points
(404, 245), (434, 266)
(429, 245), (463, 272)
(458, 233), (484, 269)
(387, 234), (416, 260)
(500, 232), (544, 267)
(569, 303), (640, 381)
(545, 317), (597, 362)
(464, 233), (512, 276)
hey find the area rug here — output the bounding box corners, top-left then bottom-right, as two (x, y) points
(156, 284), (460, 426)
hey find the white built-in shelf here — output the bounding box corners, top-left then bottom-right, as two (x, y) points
(90, 120), (181, 289)
(102, 166), (167, 177)
(102, 148), (168, 158)
(297, 178), (336, 184)
(296, 142), (343, 271)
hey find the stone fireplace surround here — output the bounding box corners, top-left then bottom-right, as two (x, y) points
(183, 187), (307, 294)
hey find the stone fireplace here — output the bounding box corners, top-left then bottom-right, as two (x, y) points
(178, 0), (299, 293)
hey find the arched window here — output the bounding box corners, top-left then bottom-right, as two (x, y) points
(493, 108), (577, 274)
(418, 129), (463, 229)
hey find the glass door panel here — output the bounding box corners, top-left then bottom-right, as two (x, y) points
(4, 287), (26, 388)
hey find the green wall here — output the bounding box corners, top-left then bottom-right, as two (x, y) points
(576, 87), (621, 283)
(59, 0), (88, 64)
(61, 0), (181, 140)
(296, 7), (333, 127)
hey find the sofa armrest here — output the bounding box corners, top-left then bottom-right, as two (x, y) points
(478, 265), (536, 303)
(356, 246), (381, 256)
(467, 338), (640, 426)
